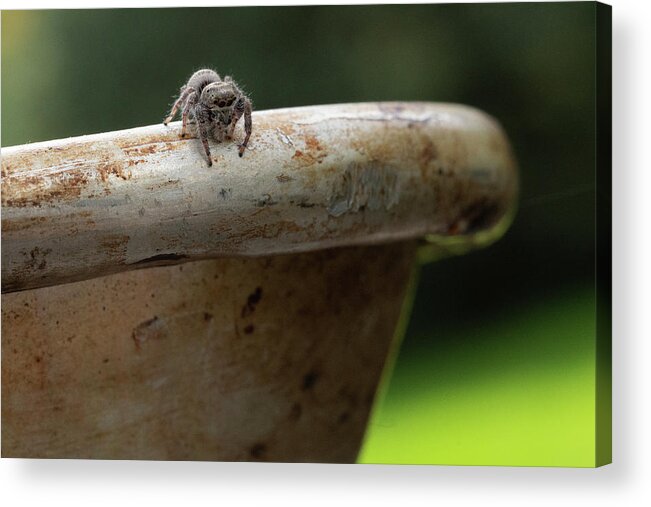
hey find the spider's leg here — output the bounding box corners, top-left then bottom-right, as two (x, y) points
(164, 85), (194, 125)
(180, 91), (199, 138)
(199, 127), (213, 167)
(195, 109), (213, 167)
(238, 99), (253, 157)
(226, 105), (244, 140)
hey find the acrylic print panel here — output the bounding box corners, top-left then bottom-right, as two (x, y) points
(1, 2), (611, 466)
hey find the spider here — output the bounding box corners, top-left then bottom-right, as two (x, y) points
(163, 68), (252, 167)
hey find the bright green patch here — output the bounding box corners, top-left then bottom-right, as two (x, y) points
(359, 285), (597, 467)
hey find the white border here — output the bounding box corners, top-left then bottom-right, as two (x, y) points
(1, 0), (649, 505)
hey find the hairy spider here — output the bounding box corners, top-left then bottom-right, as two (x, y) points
(164, 68), (252, 167)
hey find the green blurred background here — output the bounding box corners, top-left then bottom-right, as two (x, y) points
(1, 3), (605, 466)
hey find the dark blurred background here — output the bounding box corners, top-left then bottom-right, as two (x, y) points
(2, 3), (600, 465)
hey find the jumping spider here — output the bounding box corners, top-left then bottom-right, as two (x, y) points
(164, 68), (252, 167)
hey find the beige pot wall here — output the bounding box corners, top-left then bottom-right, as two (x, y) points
(2, 242), (417, 462)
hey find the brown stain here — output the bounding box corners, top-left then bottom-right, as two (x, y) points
(290, 134), (327, 166)
(2, 145), (87, 178)
(20, 246), (52, 271)
(29, 352), (47, 390)
(100, 234), (130, 262)
(302, 370), (320, 391)
(418, 138), (438, 179)
(0, 137), (145, 208)
(1, 216), (48, 233)
(241, 287), (263, 318)
(304, 135), (323, 153)
(253, 113), (299, 135)
(249, 443), (267, 459)
(132, 144), (157, 155)
(2, 166), (90, 208)
(275, 124), (296, 137)
(2, 156), (133, 208)
(132, 316), (164, 349)
(243, 324), (255, 334)
(348, 138), (367, 156)
(445, 131), (468, 174)
(115, 133), (186, 152)
(2, 133), (185, 209)
(97, 159), (131, 182)
(347, 130), (404, 169)
(270, 220), (305, 236)
(119, 139), (184, 163)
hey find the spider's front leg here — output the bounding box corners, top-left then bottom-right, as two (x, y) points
(238, 99), (253, 157)
(164, 85), (194, 126)
(226, 106), (242, 141)
(180, 90), (199, 138)
(196, 112), (213, 167)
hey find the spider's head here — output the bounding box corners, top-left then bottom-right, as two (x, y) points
(202, 82), (238, 111)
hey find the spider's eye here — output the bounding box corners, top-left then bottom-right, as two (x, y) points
(218, 100), (226, 108)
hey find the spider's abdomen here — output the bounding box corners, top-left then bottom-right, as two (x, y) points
(187, 68), (221, 93)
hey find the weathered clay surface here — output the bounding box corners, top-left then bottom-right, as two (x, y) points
(1, 102), (517, 292)
(2, 242), (417, 462)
